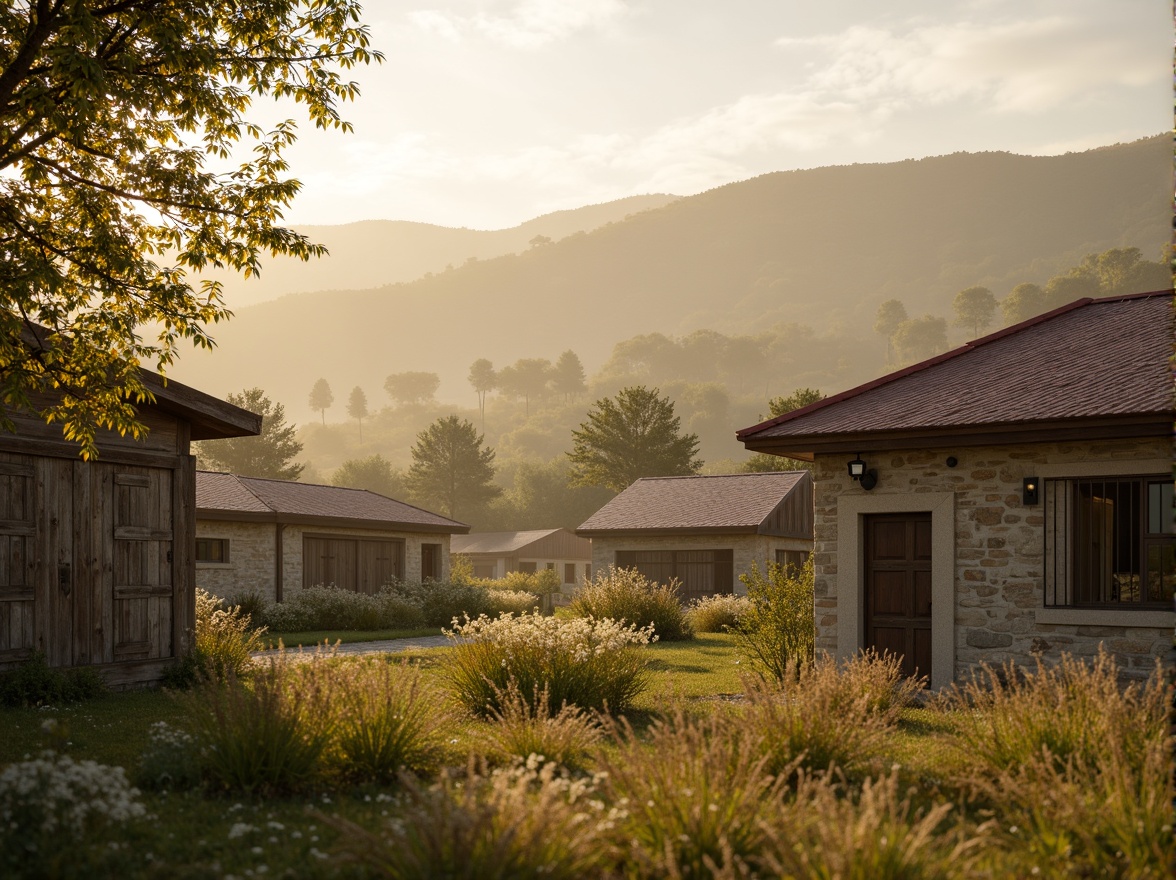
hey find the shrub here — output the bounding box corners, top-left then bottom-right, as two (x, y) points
(184, 654), (332, 794)
(194, 587), (266, 680)
(734, 558), (814, 682)
(484, 588), (540, 616)
(567, 566), (693, 641)
(480, 683), (602, 772)
(0, 751), (146, 874)
(760, 772), (991, 880)
(261, 585), (388, 632)
(490, 568), (561, 595)
(325, 758), (610, 880)
(600, 709), (787, 878)
(739, 652), (916, 779)
(686, 593), (750, 633)
(382, 579), (492, 627)
(446, 611), (654, 716)
(222, 589), (268, 629)
(0, 652), (105, 708)
(328, 658), (454, 782)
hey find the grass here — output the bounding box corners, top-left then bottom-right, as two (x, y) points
(638, 631), (744, 705)
(261, 627), (443, 649)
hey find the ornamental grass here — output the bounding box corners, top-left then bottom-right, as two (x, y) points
(479, 682), (602, 772)
(567, 566), (694, 641)
(445, 611), (655, 716)
(193, 587), (267, 682)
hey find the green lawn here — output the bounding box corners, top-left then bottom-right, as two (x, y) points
(260, 627), (444, 649)
(638, 631), (745, 706)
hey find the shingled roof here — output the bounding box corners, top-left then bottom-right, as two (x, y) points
(739, 291), (1174, 457)
(577, 472), (810, 536)
(195, 472), (469, 534)
(453, 530), (572, 555)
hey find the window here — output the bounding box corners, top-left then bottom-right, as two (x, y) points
(775, 549), (809, 574)
(195, 538), (229, 564)
(564, 563), (576, 584)
(545, 562), (555, 571)
(615, 549), (734, 603)
(421, 543), (442, 580)
(1045, 476), (1175, 608)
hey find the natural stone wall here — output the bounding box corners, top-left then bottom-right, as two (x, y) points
(813, 436), (1173, 683)
(590, 533), (812, 596)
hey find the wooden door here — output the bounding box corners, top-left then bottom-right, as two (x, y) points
(356, 540), (398, 593)
(865, 513), (932, 680)
(0, 457), (36, 664)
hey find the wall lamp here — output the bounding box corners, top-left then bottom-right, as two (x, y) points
(847, 455), (878, 491)
(1022, 477), (1040, 505)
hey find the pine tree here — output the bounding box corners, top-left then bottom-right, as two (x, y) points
(309, 378), (334, 425)
(408, 416), (501, 520)
(195, 388), (304, 480)
(348, 386), (368, 443)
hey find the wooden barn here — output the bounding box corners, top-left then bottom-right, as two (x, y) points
(0, 373), (260, 687)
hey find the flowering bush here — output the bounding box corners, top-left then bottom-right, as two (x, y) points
(194, 587), (267, 681)
(136, 721), (202, 791)
(567, 566), (693, 641)
(446, 611), (655, 715)
(686, 593), (751, 633)
(0, 751), (146, 871)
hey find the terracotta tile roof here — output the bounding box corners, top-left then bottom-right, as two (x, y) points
(577, 472), (808, 534)
(738, 291), (1173, 448)
(195, 471), (469, 532)
(451, 530), (563, 555)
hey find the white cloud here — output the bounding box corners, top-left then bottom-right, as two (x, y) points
(407, 0), (627, 48)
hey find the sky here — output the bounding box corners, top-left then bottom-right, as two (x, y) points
(268, 0), (1170, 230)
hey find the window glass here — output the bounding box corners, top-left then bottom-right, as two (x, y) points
(1147, 482), (1174, 535)
(195, 538), (228, 563)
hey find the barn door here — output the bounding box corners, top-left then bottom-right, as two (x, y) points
(106, 467), (175, 662)
(864, 513), (932, 680)
(0, 458), (36, 665)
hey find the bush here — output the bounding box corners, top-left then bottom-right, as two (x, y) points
(194, 587), (267, 680)
(222, 589), (267, 629)
(480, 683), (602, 772)
(484, 588), (540, 616)
(184, 654), (332, 794)
(0, 652), (105, 708)
(328, 658), (454, 782)
(382, 579), (492, 627)
(325, 758), (610, 880)
(686, 593), (750, 633)
(567, 566), (693, 641)
(261, 585), (389, 632)
(600, 709), (786, 878)
(446, 611), (654, 716)
(734, 558), (814, 681)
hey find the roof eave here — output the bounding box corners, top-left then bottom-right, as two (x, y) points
(576, 525), (762, 538)
(196, 509), (471, 534)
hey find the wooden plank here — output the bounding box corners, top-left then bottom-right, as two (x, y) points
(0, 647), (32, 663)
(0, 462), (34, 478)
(113, 527), (172, 542)
(0, 587), (34, 602)
(173, 456), (194, 657)
(0, 520), (35, 537)
(96, 657), (172, 689)
(114, 474), (151, 488)
(113, 640), (151, 658)
(0, 434), (184, 469)
(71, 460), (91, 665)
(114, 585), (173, 599)
(0, 600), (9, 652)
(96, 465), (114, 664)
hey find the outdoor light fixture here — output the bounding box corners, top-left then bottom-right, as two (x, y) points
(848, 455), (878, 491)
(1022, 477), (1040, 506)
(945, 456), (958, 468)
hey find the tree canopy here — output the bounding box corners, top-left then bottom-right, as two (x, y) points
(551, 350), (587, 401)
(332, 454), (405, 499)
(873, 299), (908, 363)
(309, 378), (334, 425)
(0, 0), (379, 457)
(347, 386), (368, 441)
(384, 371), (440, 406)
(408, 415), (500, 520)
(497, 358), (552, 417)
(195, 388), (303, 480)
(468, 358), (497, 429)
(1001, 283), (1045, 326)
(952, 286), (997, 338)
(892, 315), (948, 366)
(568, 386), (701, 492)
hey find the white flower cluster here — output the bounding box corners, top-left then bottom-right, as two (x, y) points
(0, 751), (146, 837)
(448, 611), (655, 662)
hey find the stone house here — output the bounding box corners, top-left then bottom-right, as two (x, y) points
(738, 291), (1174, 689)
(577, 472), (814, 603)
(195, 472), (469, 603)
(451, 529), (593, 588)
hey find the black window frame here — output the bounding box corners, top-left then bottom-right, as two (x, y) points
(195, 537), (229, 564)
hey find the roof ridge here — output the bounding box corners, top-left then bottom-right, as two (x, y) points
(228, 473), (277, 514)
(735, 292), (1138, 441)
(634, 471), (805, 482)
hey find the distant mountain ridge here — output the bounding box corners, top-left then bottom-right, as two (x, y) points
(172, 135), (1170, 422)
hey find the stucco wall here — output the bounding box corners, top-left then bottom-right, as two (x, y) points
(590, 533), (812, 596)
(812, 437), (1174, 685)
(196, 519), (454, 603)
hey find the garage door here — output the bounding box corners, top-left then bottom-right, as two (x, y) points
(303, 536), (403, 594)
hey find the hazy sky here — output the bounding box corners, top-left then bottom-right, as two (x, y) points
(271, 0), (1169, 230)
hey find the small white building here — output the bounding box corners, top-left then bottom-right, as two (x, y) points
(195, 472), (469, 603)
(577, 472), (814, 603)
(451, 528), (593, 588)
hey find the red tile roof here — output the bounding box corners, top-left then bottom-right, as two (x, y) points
(577, 471), (809, 535)
(739, 291), (1173, 453)
(195, 471), (469, 533)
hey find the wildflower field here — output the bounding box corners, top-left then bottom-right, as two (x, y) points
(0, 621), (1171, 878)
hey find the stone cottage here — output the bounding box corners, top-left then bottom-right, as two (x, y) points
(195, 472), (469, 603)
(738, 290), (1173, 689)
(451, 528), (593, 587)
(577, 471), (813, 603)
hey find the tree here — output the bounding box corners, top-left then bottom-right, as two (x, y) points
(308, 379), (334, 425)
(481, 458), (615, 532)
(892, 315), (948, 365)
(408, 416), (501, 520)
(195, 388), (303, 480)
(468, 358), (497, 431)
(568, 386), (701, 492)
(497, 358), (552, 417)
(1076, 246), (1170, 295)
(0, 2), (380, 458)
(951, 286), (997, 338)
(348, 386), (368, 443)
(332, 455), (406, 499)
(874, 299), (908, 363)
(767, 387), (823, 419)
(550, 350), (587, 402)
(1000, 283), (1045, 325)
(384, 371), (440, 406)
(1043, 273), (1099, 311)
(744, 387), (822, 474)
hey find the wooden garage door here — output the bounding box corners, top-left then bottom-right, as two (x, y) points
(865, 513), (932, 680)
(303, 536), (403, 594)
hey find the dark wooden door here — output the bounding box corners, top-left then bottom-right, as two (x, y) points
(865, 513), (932, 680)
(0, 456), (36, 665)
